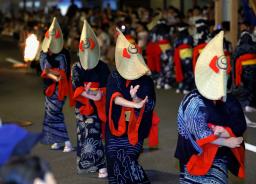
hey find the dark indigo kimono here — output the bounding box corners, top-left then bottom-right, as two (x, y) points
(105, 71), (156, 184)
(175, 90), (246, 184)
(71, 60), (110, 173)
(40, 49), (71, 144)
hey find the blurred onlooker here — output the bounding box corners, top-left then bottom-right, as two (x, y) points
(96, 26), (110, 62)
(0, 124), (42, 167)
(136, 22), (148, 50)
(0, 156), (56, 184)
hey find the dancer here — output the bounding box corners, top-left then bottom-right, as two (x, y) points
(175, 31), (246, 183)
(40, 17), (73, 152)
(71, 20), (109, 177)
(174, 22), (194, 94)
(233, 26), (256, 127)
(105, 28), (156, 184)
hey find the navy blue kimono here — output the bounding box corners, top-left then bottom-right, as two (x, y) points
(40, 49), (71, 144)
(71, 60), (110, 173)
(175, 90), (246, 183)
(105, 71), (156, 184)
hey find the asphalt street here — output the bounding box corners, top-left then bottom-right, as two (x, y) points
(0, 37), (255, 184)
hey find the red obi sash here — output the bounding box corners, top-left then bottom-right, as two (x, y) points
(41, 68), (69, 101)
(72, 82), (107, 123)
(146, 42), (162, 73)
(108, 92), (145, 146)
(192, 43), (207, 71)
(187, 123), (245, 178)
(235, 53), (256, 86)
(174, 44), (192, 83)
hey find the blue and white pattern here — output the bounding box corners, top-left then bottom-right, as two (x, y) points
(177, 91), (212, 153)
(106, 136), (150, 184)
(176, 90), (228, 183)
(76, 109), (106, 173)
(180, 159), (228, 184)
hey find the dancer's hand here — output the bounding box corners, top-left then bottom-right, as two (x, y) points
(130, 85), (140, 99)
(224, 137), (243, 148)
(212, 125), (230, 138)
(134, 96), (148, 109)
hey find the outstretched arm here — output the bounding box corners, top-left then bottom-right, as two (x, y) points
(114, 96), (148, 109)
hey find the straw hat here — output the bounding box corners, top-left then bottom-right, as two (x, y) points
(79, 20), (100, 70)
(195, 31), (228, 100)
(42, 17), (64, 54)
(115, 28), (150, 80)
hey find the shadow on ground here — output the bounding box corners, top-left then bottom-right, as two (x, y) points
(146, 170), (179, 184)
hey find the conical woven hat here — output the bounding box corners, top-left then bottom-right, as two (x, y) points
(42, 17), (64, 54)
(115, 28), (150, 80)
(79, 20), (100, 70)
(195, 31), (228, 100)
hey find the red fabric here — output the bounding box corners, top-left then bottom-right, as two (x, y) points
(187, 134), (219, 175)
(207, 123), (245, 178)
(73, 83), (107, 122)
(94, 88), (107, 123)
(224, 127), (245, 178)
(84, 82), (99, 88)
(192, 43), (207, 71)
(41, 69), (69, 101)
(235, 53), (256, 86)
(158, 39), (170, 45)
(108, 92), (145, 145)
(174, 44), (192, 83)
(148, 111), (160, 148)
(146, 42), (162, 73)
(73, 86), (94, 115)
(73, 85), (107, 139)
(108, 92), (127, 136)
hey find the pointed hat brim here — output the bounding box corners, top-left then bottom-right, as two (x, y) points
(195, 31), (228, 100)
(115, 28), (149, 80)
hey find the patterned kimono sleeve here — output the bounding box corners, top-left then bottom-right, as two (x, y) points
(184, 97), (213, 141)
(39, 52), (51, 71)
(184, 96), (219, 176)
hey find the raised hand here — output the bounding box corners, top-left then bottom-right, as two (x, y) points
(212, 125), (230, 138)
(84, 82), (92, 93)
(130, 85), (140, 99)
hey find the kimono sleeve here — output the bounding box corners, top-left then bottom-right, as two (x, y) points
(39, 52), (51, 70)
(184, 96), (214, 142)
(136, 76), (156, 113)
(226, 95), (247, 137)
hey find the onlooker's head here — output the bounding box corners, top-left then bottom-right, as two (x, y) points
(0, 124), (42, 167)
(0, 156), (56, 184)
(239, 21), (251, 32)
